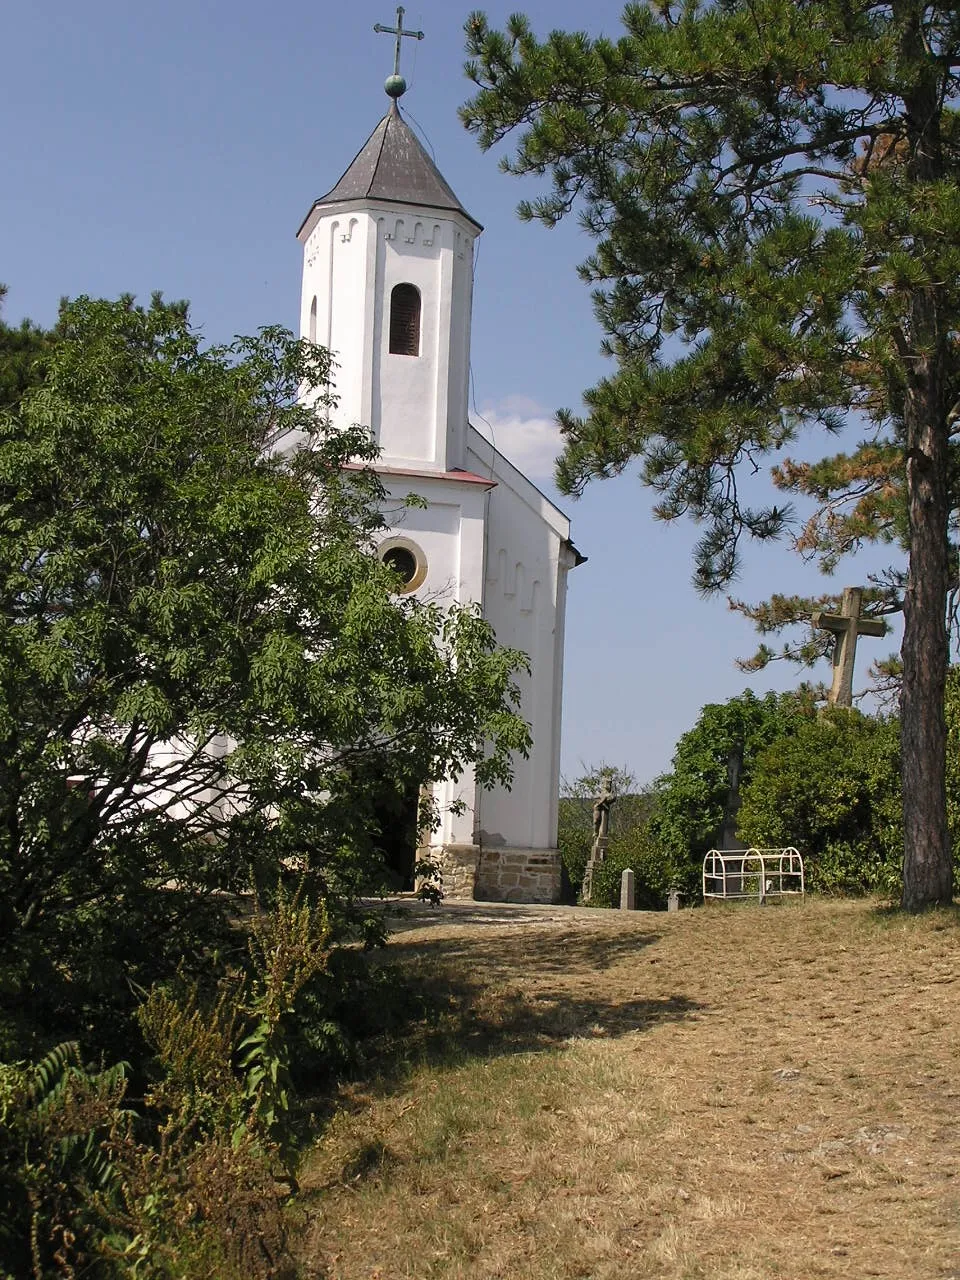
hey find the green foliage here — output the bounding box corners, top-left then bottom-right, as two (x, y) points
(0, 292), (530, 1057)
(556, 798), (592, 902)
(557, 765), (677, 908)
(557, 764), (632, 899)
(461, 3), (960, 581)
(1, 894), (334, 1277)
(0, 289), (533, 1272)
(589, 815), (674, 910)
(461, 1), (960, 906)
(137, 982), (245, 1133)
(0, 285), (52, 413)
(738, 708), (904, 895)
(557, 765), (655, 902)
(0, 1042), (131, 1278)
(647, 670), (960, 900)
(239, 889), (332, 1170)
(650, 690), (812, 896)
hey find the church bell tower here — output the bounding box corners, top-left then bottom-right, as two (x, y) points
(296, 31), (482, 474)
(293, 13), (580, 905)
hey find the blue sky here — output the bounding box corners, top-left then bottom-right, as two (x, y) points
(1, 1), (903, 784)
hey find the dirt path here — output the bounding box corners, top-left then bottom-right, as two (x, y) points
(299, 898), (960, 1279)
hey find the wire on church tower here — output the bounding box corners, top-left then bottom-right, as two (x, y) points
(404, 108), (438, 164)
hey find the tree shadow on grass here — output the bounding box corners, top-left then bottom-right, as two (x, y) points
(299, 975), (703, 1193)
(397, 928), (697, 1050)
(299, 919), (704, 1134)
(429, 925), (665, 976)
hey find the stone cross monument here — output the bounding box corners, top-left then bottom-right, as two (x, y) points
(581, 773), (617, 903)
(812, 586), (887, 707)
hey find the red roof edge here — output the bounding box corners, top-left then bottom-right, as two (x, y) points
(344, 462), (496, 488)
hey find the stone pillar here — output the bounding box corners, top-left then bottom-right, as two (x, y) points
(581, 835), (608, 903)
(620, 868), (635, 911)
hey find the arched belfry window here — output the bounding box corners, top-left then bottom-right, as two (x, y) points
(308, 296), (317, 344)
(389, 283), (421, 356)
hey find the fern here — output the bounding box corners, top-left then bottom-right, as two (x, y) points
(26, 1041), (131, 1192)
(1, 1042), (132, 1277)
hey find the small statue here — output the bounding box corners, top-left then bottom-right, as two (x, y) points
(592, 773), (617, 840)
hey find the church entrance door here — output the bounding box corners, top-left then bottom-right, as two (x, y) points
(373, 780), (420, 891)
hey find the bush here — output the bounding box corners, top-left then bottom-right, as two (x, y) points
(738, 708), (903, 896)
(0, 890), (338, 1278)
(557, 797), (593, 902)
(649, 690), (812, 898)
(589, 821), (676, 909)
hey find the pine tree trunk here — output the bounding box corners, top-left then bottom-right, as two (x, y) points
(900, 346), (952, 910)
(898, 7), (953, 909)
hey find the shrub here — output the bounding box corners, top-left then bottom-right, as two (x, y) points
(557, 767), (657, 903)
(649, 690), (813, 897)
(738, 708), (903, 895)
(0, 889), (334, 1278)
(589, 820), (677, 909)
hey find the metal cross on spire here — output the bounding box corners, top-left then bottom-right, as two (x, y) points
(374, 6), (424, 101)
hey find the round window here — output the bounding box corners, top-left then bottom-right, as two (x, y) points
(383, 545), (417, 583)
(379, 538), (427, 593)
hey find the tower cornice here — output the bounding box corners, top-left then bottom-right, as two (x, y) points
(297, 195), (482, 244)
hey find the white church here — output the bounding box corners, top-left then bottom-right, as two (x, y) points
(296, 62), (581, 903)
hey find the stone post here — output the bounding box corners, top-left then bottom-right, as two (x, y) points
(620, 868), (635, 911)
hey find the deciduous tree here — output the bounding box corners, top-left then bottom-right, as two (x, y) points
(738, 708), (904, 893)
(0, 294), (530, 1047)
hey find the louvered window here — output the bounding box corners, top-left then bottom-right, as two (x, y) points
(389, 283), (421, 356)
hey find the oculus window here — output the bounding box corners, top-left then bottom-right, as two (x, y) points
(379, 538), (427, 594)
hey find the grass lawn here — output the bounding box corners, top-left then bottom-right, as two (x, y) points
(296, 898), (960, 1279)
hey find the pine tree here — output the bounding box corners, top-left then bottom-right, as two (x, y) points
(0, 284), (52, 410)
(462, 0), (960, 908)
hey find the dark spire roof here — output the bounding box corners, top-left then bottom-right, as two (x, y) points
(299, 103), (481, 234)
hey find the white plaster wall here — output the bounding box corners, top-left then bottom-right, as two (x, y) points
(297, 189), (573, 864)
(443, 227), (475, 469)
(300, 212), (372, 427)
(377, 474), (489, 848)
(466, 430), (574, 853)
(372, 217), (441, 464)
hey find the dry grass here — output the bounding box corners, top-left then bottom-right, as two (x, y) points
(296, 898), (960, 1279)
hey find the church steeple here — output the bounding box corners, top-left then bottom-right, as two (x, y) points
(299, 106), (481, 234)
(297, 57), (481, 473)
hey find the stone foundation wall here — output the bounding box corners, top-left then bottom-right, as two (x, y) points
(475, 847), (562, 904)
(429, 844), (562, 903)
(435, 843), (481, 900)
